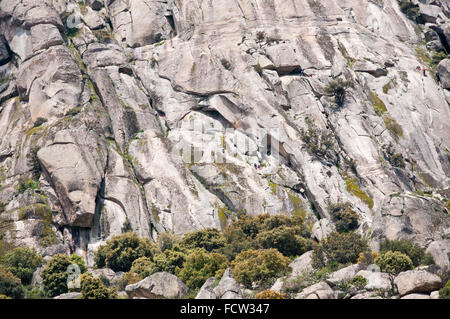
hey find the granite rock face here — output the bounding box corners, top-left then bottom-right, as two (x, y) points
(0, 0), (448, 272)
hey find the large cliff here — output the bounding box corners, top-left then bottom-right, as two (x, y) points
(0, 0), (449, 271)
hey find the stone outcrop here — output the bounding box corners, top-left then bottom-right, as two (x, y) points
(394, 270), (442, 296)
(0, 0), (448, 299)
(125, 272), (188, 299)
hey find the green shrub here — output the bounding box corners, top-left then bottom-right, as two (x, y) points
(324, 78), (354, 108)
(255, 225), (312, 258)
(1, 247), (43, 284)
(254, 289), (286, 299)
(329, 203), (359, 233)
(0, 266), (24, 299)
(439, 280), (450, 299)
(300, 119), (336, 160)
(0, 202), (5, 214)
(129, 257), (153, 279)
(41, 254), (86, 297)
(431, 51), (448, 68)
(33, 117), (48, 128)
(27, 147), (42, 181)
(116, 271), (141, 291)
(397, 0), (419, 21)
(379, 239), (434, 267)
(375, 250), (413, 275)
(231, 249), (291, 288)
(349, 275), (368, 290)
(180, 228), (226, 252)
(16, 179), (39, 194)
(176, 249), (228, 289)
(221, 214), (309, 260)
(150, 246), (188, 274)
(80, 273), (117, 299)
(94, 233), (155, 272)
(312, 232), (369, 269)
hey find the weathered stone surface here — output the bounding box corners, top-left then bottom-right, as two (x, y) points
(37, 128), (107, 227)
(312, 219), (336, 242)
(327, 264), (362, 286)
(125, 272), (189, 299)
(400, 293), (431, 299)
(30, 24), (63, 52)
(425, 239), (450, 270)
(0, 0), (448, 296)
(213, 269), (243, 299)
(437, 59), (450, 89)
(394, 270), (442, 296)
(295, 282), (337, 299)
(355, 270), (392, 291)
(54, 292), (81, 299)
(196, 277), (218, 299)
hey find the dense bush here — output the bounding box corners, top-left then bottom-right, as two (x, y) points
(180, 228), (226, 252)
(116, 271), (141, 291)
(357, 251), (379, 266)
(150, 246), (188, 274)
(79, 273), (117, 299)
(312, 232), (369, 269)
(324, 78), (354, 108)
(41, 254), (86, 297)
(1, 247), (43, 284)
(231, 249), (291, 288)
(94, 233), (155, 272)
(254, 290), (286, 299)
(255, 225), (312, 258)
(375, 251), (414, 275)
(439, 280), (450, 299)
(176, 249), (228, 289)
(0, 266), (24, 299)
(329, 203), (359, 233)
(221, 214), (310, 259)
(129, 257), (153, 280)
(379, 239), (434, 267)
(349, 275), (368, 290)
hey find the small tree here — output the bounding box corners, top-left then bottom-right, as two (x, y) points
(324, 78), (353, 108)
(79, 273), (117, 299)
(379, 239), (434, 267)
(312, 232), (369, 269)
(176, 249), (228, 289)
(375, 251), (413, 275)
(42, 254), (86, 297)
(439, 280), (450, 299)
(1, 247), (44, 284)
(180, 228), (226, 252)
(94, 232), (155, 272)
(231, 249), (291, 288)
(0, 266), (24, 299)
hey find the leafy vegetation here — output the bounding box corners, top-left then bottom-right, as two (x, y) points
(312, 231), (369, 269)
(176, 249), (228, 289)
(231, 249), (291, 288)
(324, 78), (354, 108)
(328, 202), (359, 233)
(1, 247), (43, 285)
(254, 290), (286, 299)
(375, 250), (414, 275)
(379, 239), (434, 267)
(79, 273), (117, 299)
(94, 232), (155, 272)
(42, 254), (87, 297)
(0, 266), (24, 299)
(439, 280), (450, 299)
(300, 118), (336, 161)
